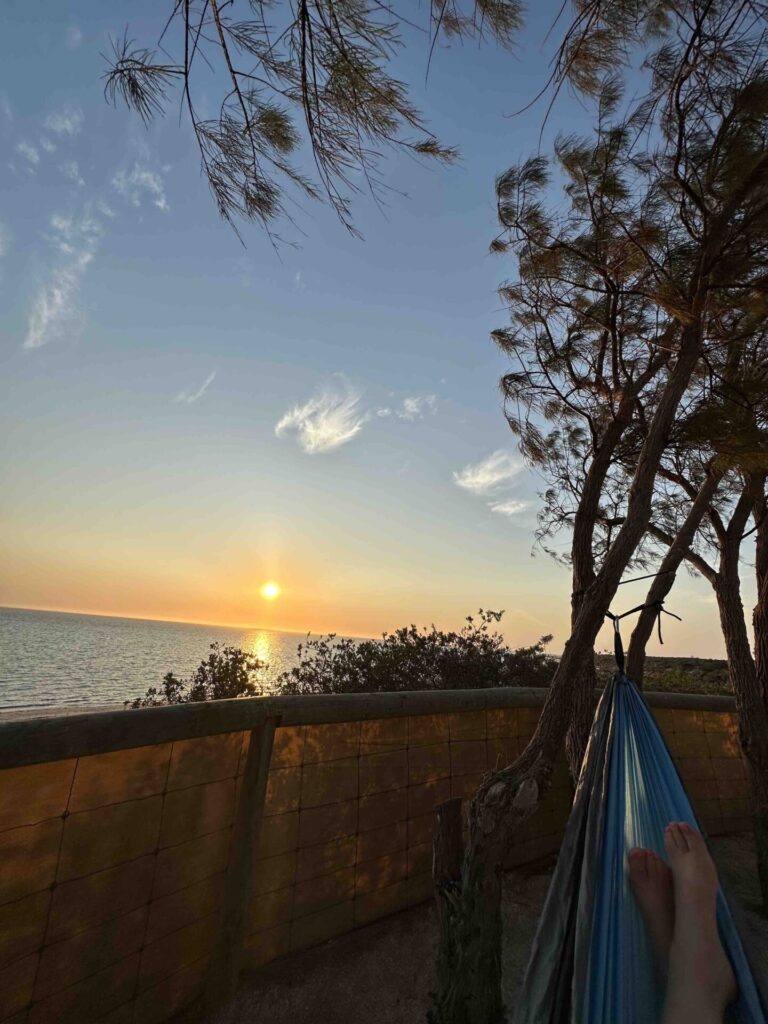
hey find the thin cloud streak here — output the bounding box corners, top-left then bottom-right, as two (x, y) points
(276, 380), (367, 454)
(453, 450), (523, 495)
(488, 499), (531, 517)
(175, 370), (217, 404)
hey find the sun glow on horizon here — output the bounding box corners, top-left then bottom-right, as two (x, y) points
(259, 580), (281, 600)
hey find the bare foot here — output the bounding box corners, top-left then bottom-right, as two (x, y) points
(662, 822), (737, 1024)
(628, 847), (674, 979)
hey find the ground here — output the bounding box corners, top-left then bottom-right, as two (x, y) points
(211, 835), (767, 1024)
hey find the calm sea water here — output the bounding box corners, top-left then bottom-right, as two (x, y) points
(0, 607), (314, 710)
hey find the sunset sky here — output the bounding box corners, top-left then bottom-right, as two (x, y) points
(0, 0), (744, 658)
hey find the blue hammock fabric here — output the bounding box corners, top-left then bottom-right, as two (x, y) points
(513, 673), (767, 1024)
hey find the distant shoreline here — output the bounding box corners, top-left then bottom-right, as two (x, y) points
(0, 604), (356, 639)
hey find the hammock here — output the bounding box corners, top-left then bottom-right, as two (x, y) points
(513, 671), (768, 1024)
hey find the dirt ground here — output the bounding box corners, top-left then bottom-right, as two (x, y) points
(213, 834), (767, 1024)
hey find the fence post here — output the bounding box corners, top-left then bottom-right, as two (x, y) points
(205, 713), (277, 1012)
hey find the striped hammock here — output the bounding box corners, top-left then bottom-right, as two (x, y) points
(513, 673), (767, 1024)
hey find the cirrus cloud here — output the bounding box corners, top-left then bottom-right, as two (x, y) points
(44, 105), (84, 137)
(24, 210), (103, 350)
(276, 379), (367, 454)
(488, 499), (531, 517)
(16, 140), (40, 168)
(112, 164), (168, 212)
(453, 450), (523, 494)
(454, 449), (530, 520)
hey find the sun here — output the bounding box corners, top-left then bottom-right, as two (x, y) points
(259, 581), (281, 600)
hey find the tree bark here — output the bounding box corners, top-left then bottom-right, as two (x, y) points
(565, 657), (596, 780)
(433, 798), (466, 1002)
(749, 478), (768, 910)
(712, 478), (768, 911)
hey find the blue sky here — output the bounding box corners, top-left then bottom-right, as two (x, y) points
(0, 0), (730, 656)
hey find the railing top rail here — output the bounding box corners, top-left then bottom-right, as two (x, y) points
(0, 686), (735, 770)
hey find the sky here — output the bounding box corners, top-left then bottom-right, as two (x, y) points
(0, 0), (742, 658)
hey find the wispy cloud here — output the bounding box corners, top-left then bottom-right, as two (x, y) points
(293, 270), (305, 293)
(16, 141), (40, 168)
(454, 450), (531, 521)
(0, 222), (8, 259)
(112, 164), (169, 212)
(453, 450), (523, 495)
(276, 379), (367, 454)
(398, 394), (437, 421)
(39, 137), (56, 154)
(24, 211), (102, 350)
(60, 161), (85, 187)
(488, 499), (531, 517)
(44, 105), (84, 137)
(175, 370), (217, 405)
(376, 393), (438, 421)
(66, 26), (83, 49)
(0, 94), (13, 125)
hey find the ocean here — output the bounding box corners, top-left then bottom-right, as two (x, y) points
(0, 606), (317, 711)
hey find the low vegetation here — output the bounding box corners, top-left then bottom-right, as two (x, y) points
(602, 655), (731, 696)
(129, 643), (264, 707)
(129, 610), (556, 706)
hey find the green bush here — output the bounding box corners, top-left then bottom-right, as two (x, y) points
(594, 654), (731, 695)
(129, 642), (265, 707)
(129, 610), (557, 706)
(275, 610), (556, 695)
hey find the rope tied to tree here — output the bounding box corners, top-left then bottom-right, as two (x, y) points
(605, 599), (683, 673)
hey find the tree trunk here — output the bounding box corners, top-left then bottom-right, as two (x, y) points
(564, 656), (596, 779)
(565, 587), (597, 780)
(433, 799), (466, 1001)
(563, 398), (636, 779)
(750, 479), (768, 911)
(429, 779), (539, 1024)
(713, 571), (768, 904)
(713, 479), (768, 912)
(626, 470), (721, 684)
(430, 329), (704, 1023)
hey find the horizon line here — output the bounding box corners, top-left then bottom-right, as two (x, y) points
(0, 604), (371, 639)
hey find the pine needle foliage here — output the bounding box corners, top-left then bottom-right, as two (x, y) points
(103, 1), (525, 237)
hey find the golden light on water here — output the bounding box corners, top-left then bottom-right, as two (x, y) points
(260, 581), (281, 600)
(248, 630), (273, 666)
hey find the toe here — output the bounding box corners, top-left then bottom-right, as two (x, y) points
(648, 851), (670, 882)
(663, 824), (676, 857)
(628, 848), (649, 882)
(679, 822), (702, 850)
(665, 823), (686, 858)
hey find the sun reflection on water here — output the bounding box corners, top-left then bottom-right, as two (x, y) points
(244, 630), (279, 692)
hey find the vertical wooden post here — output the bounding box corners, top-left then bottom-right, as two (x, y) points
(205, 714), (277, 1012)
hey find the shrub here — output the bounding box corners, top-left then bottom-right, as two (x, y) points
(130, 611), (556, 707)
(129, 642), (265, 707)
(274, 610), (555, 695)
